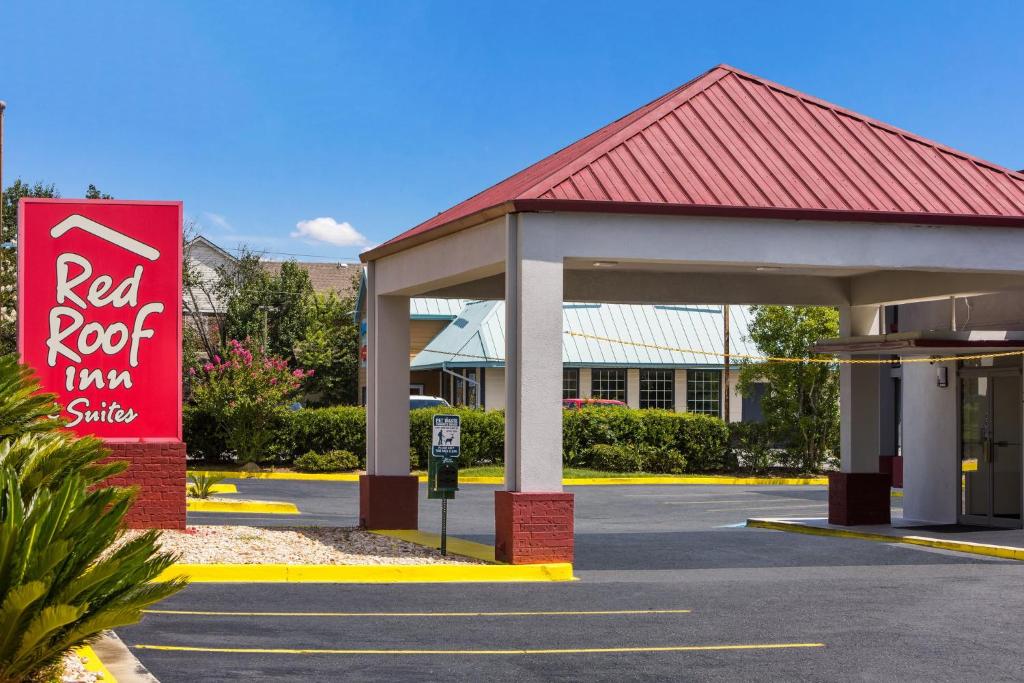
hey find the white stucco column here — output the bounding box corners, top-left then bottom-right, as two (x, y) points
(901, 360), (958, 524)
(361, 262), (417, 530)
(504, 215), (564, 492)
(839, 305), (882, 473)
(579, 368), (592, 398)
(365, 263), (410, 476)
(674, 369), (687, 412)
(626, 369), (640, 409)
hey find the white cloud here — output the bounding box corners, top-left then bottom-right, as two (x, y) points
(291, 217), (369, 248)
(202, 212), (233, 232)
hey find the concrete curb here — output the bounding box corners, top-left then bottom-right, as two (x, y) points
(89, 631), (159, 682)
(186, 499), (299, 514)
(746, 518), (1024, 561)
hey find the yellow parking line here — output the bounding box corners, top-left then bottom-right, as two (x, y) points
(144, 608), (692, 618)
(133, 642), (825, 655)
(704, 503), (827, 513)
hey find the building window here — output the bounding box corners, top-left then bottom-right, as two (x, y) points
(591, 368), (627, 403)
(687, 370), (721, 416)
(639, 369), (674, 409)
(563, 368), (580, 399)
(441, 368), (483, 409)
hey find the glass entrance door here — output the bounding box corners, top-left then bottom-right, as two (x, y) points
(960, 370), (1022, 527)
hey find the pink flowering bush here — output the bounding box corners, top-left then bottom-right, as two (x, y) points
(189, 339), (313, 464)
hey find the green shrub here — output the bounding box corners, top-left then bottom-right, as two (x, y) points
(563, 407), (645, 455)
(187, 401), (730, 475)
(294, 449), (360, 472)
(183, 404), (227, 462)
(288, 406), (366, 461)
(0, 356), (186, 680)
(674, 412), (731, 472)
(729, 421), (776, 473)
(188, 340), (311, 464)
(645, 447), (687, 474)
(586, 443), (645, 472)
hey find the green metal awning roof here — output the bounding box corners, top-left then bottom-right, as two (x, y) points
(411, 301), (755, 369)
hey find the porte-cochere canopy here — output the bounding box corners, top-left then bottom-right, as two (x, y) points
(360, 65), (1024, 563)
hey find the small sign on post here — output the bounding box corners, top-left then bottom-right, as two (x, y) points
(429, 414), (460, 555)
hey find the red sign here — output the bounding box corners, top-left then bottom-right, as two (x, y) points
(18, 199), (182, 441)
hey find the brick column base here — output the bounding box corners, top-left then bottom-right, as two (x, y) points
(104, 441), (186, 530)
(828, 472), (891, 526)
(878, 455), (903, 489)
(494, 491), (574, 564)
(359, 475), (418, 529)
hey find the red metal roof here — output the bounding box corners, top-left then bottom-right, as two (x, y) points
(366, 64), (1024, 259)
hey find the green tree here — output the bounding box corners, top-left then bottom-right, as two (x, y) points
(738, 305), (840, 472)
(84, 184), (112, 200)
(1, 180), (59, 355)
(297, 284), (360, 405)
(215, 250), (274, 350)
(266, 261), (315, 362)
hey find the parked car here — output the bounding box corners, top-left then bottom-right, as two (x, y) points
(562, 398), (627, 410)
(410, 395), (451, 410)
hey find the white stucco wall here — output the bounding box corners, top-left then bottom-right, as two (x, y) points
(726, 371), (743, 423)
(626, 369), (640, 409)
(901, 361), (958, 524)
(673, 370), (687, 413)
(484, 367), (505, 411)
(579, 368), (592, 398)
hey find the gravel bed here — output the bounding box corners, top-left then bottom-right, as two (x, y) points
(60, 650), (102, 682)
(132, 526), (481, 565)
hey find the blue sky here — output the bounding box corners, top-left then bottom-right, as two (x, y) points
(3, 1), (1023, 261)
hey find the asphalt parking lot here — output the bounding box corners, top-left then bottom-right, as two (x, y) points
(123, 481), (1024, 681)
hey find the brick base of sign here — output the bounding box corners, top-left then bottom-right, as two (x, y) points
(828, 472), (891, 526)
(104, 441), (186, 530)
(494, 491), (574, 564)
(878, 455), (904, 489)
(359, 475), (419, 530)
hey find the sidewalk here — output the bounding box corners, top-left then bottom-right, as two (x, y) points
(747, 517), (1024, 561)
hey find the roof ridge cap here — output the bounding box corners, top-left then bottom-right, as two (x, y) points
(517, 65), (734, 199)
(727, 68), (1024, 182)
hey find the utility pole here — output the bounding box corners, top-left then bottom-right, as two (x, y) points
(0, 100), (6, 231)
(722, 304), (730, 422)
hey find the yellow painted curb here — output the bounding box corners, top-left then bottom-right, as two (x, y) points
(371, 529), (497, 563)
(189, 470), (362, 482)
(156, 562), (574, 583)
(746, 518), (1024, 561)
(189, 470), (827, 486)
(185, 483), (238, 494)
(73, 645), (117, 682)
(186, 499), (299, 514)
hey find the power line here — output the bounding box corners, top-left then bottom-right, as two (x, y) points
(215, 244), (363, 262)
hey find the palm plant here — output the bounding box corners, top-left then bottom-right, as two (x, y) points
(0, 355), (187, 681)
(187, 472), (226, 499)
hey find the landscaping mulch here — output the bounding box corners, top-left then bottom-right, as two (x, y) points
(134, 526), (481, 565)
